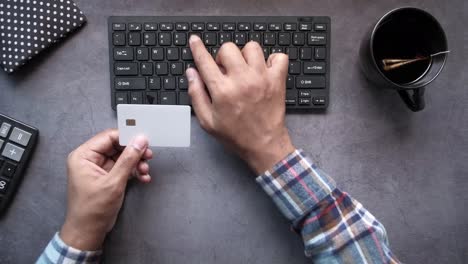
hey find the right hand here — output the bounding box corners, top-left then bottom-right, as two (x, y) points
(187, 35), (295, 174)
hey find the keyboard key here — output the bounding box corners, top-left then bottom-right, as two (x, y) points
(263, 33), (275, 46)
(115, 77), (146, 90)
(113, 23), (126, 31)
(234, 33), (246, 46)
(223, 23), (236, 31)
(170, 62), (184, 75)
(0, 139), (3, 149)
(288, 61), (300, 75)
(113, 32), (125, 46)
(286, 47), (298, 60)
(262, 47), (269, 59)
(144, 23), (158, 31)
(210, 47), (219, 59)
(238, 23), (251, 31)
(159, 33), (172, 45)
(114, 63), (138, 76)
(143, 33), (156, 45)
(176, 23), (189, 31)
(278, 33), (290, 46)
(271, 47), (284, 54)
(130, 92), (143, 104)
(219, 32), (232, 44)
(140, 62), (153, 75)
(308, 33), (326, 45)
(284, 23), (297, 31)
(249, 32), (262, 43)
(0, 179), (10, 194)
(163, 77), (176, 89)
(128, 32), (141, 46)
(296, 76), (325, 89)
(136, 47), (149, 61)
(114, 48), (133, 61)
(189, 32), (202, 39)
(9, 128), (31, 147)
(148, 77), (161, 90)
(293, 33), (305, 45)
(254, 23), (267, 31)
(160, 92), (176, 104)
(115, 92), (128, 104)
(2, 143), (24, 162)
(299, 90), (312, 98)
(129, 23), (142, 31)
(145, 92), (158, 104)
(286, 76), (294, 89)
(192, 23), (205, 31)
(156, 62), (168, 75)
(174, 33), (187, 46)
(0, 123), (11, 138)
(286, 90), (296, 105)
(1, 161), (16, 178)
(304, 62), (326, 74)
(179, 92), (191, 105)
(178, 77), (188, 90)
(182, 48), (193, 60)
(314, 23), (326, 31)
(166, 48), (179, 61)
(160, 23), (174, 31)
(269, 23), (281, 31)
(151, 48), (164, 61)
(207, 23), (220, 31)
(299, 98), (311, 105)
(185, 62), (196, 70)
(204, 32), (217, 46)
(314, 47), (326, 60)
(300, 47), (312, 60)
(299, 23), (312, 31)
(313, 96), (326, 105)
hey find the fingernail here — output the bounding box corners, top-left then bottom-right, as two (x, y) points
(189, 34), (199, 44)
(131, 134), (148, 151)
(186, 68), (196, 82)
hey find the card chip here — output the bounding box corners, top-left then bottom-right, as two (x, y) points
(126, 119), (136, 126)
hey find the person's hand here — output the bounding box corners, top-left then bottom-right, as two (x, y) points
(60, 129), (153, 250)
(187, 35), (295, 174)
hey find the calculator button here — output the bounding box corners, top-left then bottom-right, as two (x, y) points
(9, 127), (32, 147)
(1, 162), (16, 178)
(0, 123), (11, 138)
(0, 179), (9, 194)
(1, 143), (25, 162)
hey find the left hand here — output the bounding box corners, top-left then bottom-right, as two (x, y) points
(60, 129), (153, 250)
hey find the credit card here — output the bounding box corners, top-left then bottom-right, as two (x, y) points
(117, 104), (191, 147)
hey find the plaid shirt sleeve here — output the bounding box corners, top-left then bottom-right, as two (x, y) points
(36, 232), (101, 264)
(256, 149), (401, 263)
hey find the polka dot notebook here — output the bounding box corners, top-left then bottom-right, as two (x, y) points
(0, 0), (87, 73)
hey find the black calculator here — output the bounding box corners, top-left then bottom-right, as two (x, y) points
(0, 113), (38, 215)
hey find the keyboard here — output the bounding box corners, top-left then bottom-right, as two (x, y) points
(108, 16), (331, 110)
(0, 113), (38, 215)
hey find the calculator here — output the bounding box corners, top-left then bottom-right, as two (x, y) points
(0, 113), (39, 215)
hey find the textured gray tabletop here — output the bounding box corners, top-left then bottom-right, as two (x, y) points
(1, 0), (467, 263)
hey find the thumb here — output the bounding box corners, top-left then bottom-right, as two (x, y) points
(187, 67), (214, 131)
(110, 135), (148, 181)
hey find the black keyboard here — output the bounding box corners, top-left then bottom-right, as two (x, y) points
(108, 16), (331, 110)
(0, 113), (38, 215)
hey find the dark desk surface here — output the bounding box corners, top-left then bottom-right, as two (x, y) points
(1, 0), (467, 263)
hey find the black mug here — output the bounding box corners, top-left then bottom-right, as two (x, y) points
(359, 7), (448, 112)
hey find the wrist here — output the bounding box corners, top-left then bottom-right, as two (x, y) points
(245, 130), (295, 175)
(60, 220), (106, 251)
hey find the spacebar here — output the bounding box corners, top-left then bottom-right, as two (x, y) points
(115, 77), (146, 90)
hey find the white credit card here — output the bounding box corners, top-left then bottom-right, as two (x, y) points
(117, 104), (191, 147)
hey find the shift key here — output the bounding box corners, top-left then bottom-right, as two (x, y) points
(115, 78), (146, 90)
(296, 76), (325, 89)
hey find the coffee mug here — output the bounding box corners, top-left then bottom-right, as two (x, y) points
(359, 7), (448, 112)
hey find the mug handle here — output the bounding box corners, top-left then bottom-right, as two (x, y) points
(398, 87), (425, 112)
